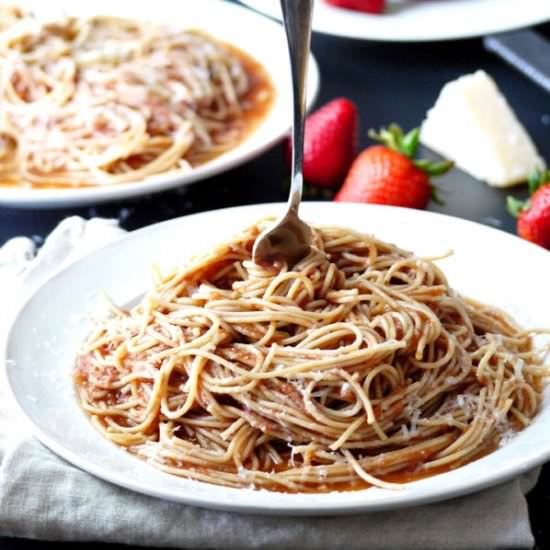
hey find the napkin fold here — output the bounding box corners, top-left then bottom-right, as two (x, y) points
(0, 440), (538, 550)
(0, 216), (126, 454)
(0, 217), (538, 550)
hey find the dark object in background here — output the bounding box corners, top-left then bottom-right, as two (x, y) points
(484, 29), (550, 93)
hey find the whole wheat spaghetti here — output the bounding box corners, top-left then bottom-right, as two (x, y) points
(75, 221), (550, 492)
(0, 9), (272, 188)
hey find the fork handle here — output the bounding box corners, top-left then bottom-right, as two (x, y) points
(280, 0), (314, 215)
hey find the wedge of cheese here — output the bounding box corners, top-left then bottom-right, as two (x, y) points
(420, 70), (545, 187)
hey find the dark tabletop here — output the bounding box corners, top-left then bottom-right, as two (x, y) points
(1, 3), (549, 549)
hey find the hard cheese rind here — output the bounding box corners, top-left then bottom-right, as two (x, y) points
(420, 70), (545, 187)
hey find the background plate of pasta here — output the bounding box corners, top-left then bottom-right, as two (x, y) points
(4, 202), (550, 514)
(0, 0), (319, 207)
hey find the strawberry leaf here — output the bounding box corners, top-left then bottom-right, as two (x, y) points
(506, 196), (528, 218)
(369, 124), (452, 178)
(388, 124), (405, 150)
(425, 160), (454, 177)
(528, 169), (550, 195)
(369, 125), (405, 153)
(414, 159), (454, 177)
(369, 127), (394, 150)
(414, 159), (429, 169)
(384, 129), (399, 150)
(528, 171), (541, 195)
(431, 186), (445, 206)
(401, 128), (420, 158)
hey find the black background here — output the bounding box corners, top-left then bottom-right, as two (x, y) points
(1, 2), (549, 549)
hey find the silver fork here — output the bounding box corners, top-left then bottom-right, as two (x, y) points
(252, 0), (314, 268)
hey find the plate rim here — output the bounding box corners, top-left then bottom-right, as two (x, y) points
(3, 202), (550, 515)
(239, 0), (550, 42)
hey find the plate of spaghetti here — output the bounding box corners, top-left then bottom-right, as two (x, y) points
(4, 202), (550, 514)
(0, 0), (319, 207)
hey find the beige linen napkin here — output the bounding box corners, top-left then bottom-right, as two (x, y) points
(0, 217), (538, 550)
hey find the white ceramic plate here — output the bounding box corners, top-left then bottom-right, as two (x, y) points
(0, 0), (319, 208)
(4, 202), (550, 515)
(240, 0), (550, 42)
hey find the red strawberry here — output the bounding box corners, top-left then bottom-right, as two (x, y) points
(334, 124), (452, 208)
(324, 0), (385, 14)
(507, 170), (550, 249)
(285, 98), (358, 189)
